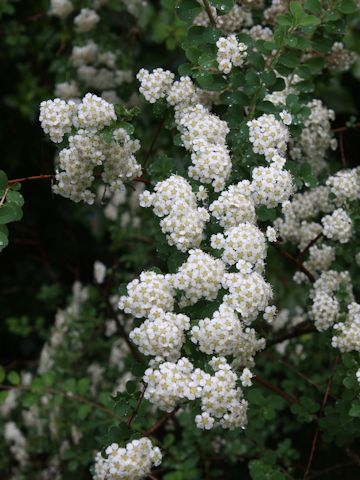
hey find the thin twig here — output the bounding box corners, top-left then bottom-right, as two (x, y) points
(8, 174), (54, 185)
(273, 243), (315, 283)
(254, 374), (298, 405)
(332, 122), (360, 133)
(297, 233), (323, 260)
(339, 131), (346, 167)
(0, 187), (10, 207)
(202, 0), (217, 26)
(144, 407), (179, 436)
(143, 119), (165, 170)
(266, 320), (317, 348)
(127, 386), (146, 427)
(303, 356), (340, 479)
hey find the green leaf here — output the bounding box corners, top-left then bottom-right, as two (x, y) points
(304, 0), (321, 14)
(126, 380), (137, 394)
(277, 13), (292, 26)
(210, 0), (234, 15)
(176, 0), (202, 21)
(290, 1), (305, 23)
(8, 371), (20, 385)
(256, 206), (277, 221)
(249, 459), (286, 480)
(7, 190), (24, 207)
(220, 91), (249, 106)
(0, 203), (22, 224)
(0, 170), (8, 192)
(349, 401), (360, 417)
(300, 14), (321, 26)
(278, 51), (301, 68)
(337, 0), (357, 14)
(0, 366), (5, 383)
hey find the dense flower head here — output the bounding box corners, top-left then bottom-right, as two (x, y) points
(137, 68), (175, 103)
(190, 303), (265, 363)
(247, 114), (289, 159)
(48, 0), (74, 18)
(321, 208), (353, 244)
(39, 98), (76, 143)
(172, 249), (226, 306)
(326, 169), (360, 204)
(167, 76), (199, 106)
(74, 8), (100, 32)
(211, 223), (267, 268)
(75, 93), (116, 130)
(332, 303), (360, 352)
(209, 181), (256, 229)
(251, 162), (294, 208)
(119, 271), (175, 318)
(129, 308), (190, 360)
(93, 438), (162, 480)
(216, 35), (247, 74)
(222, 270), (272, 320)
(310, 291), (340, 331)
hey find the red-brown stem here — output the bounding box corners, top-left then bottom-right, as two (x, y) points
(332, 122), (360, 133)
(297, 233), (323, 260)
(8, 174), (54, 185)
(127, 387), (146, 427)
(266, 320), (317, 348)
(144, 407), (179, 437)
(202, 0), (217, 26)
(339, 131), (346, 167)
(7, 174), (150, 186)
(143, 119), (165, 170)
(273, 244), (315, 283)
(254, 374), (298, 405)
(303, 356), (340, 479)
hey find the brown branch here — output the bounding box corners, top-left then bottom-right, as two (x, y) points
(266, 320), (317, 348)
(8, 174), (54, 185)
(339, 131), (346, 167)
(144, 407), (179, 437)
(127, 386), (146, 427)
(303, 356), (340, 479)
(332, 122), (360, 133)
(273, 243), (315, 283)
(134, 176), (151, 185)
(254, 374), (298, 405)
(202, 0), (217, 27)
(297, 233), (323, 260)
(143, 119), (165, 170)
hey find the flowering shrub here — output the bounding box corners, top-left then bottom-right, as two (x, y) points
(1, 0), (360, 479)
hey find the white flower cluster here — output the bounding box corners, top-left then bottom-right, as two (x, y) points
(211, 223), (266, 269)
(310, 270), (353, 331)
(68, 41), (132, 95)
(39, 98), (76, 143)
(326, 169), (360, 204)
(263, 0), (287, 25)
(216, 35), (247, 74)
(119, 271), (174, 318)
(49, 0), (73, 18)
(251, 158), (294, 208)
(137, 68), (175, 103)
(245, 25), (274, 42)
(129, 308), (190, 360)
(40, 94), (142, 203)
(74, 8), (100, 32)
(190, 303), (265, 364)
(222, 270), (272, 320)
(140, 175), (209, 252)
(209, 180), (255, 229)
(247, 113), (290, 159)
(193, 4), (253, 32)
(325, 42), (357, 72)
(93, 438), (161, 480)
(290, 99), (337, 173)
(332, 303), (360, 352)
(321, 208), (353, 244)
(144, 357), (248, 430)
(137, 70), (232, 191)
(4, 422), (28, 466)
(172, 249), (226, 306)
